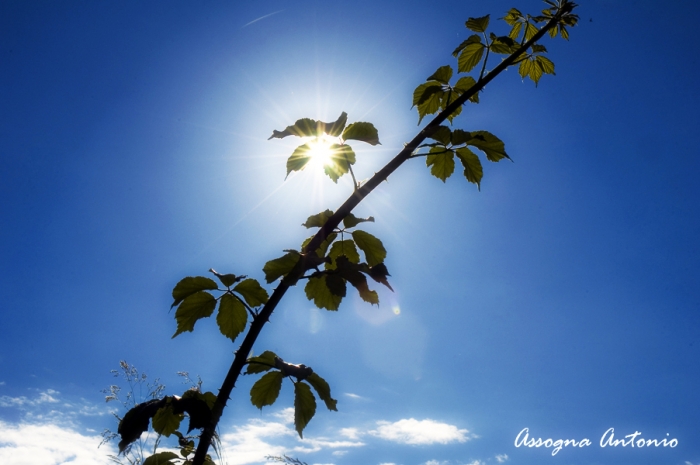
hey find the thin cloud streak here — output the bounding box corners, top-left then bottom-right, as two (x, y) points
(243, 10), (285, 28)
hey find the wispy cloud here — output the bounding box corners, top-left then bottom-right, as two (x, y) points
(243, 10), (285, 28)
(369, 418), (472, 445)
(495, 454), (509, 463)
(0, 389), (59, 408)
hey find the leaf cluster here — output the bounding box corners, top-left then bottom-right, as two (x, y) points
(246, 351), (338, 437)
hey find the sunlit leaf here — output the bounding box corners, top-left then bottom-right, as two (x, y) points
(171, 277), (218, 308)
(426, 65), (453, 85)
(351, 230), (386, 267)
(466, 15), (490, 33)
(303, 210), (334, 228)
(209, 269), (244, 288)
(342, 122), (381, 145)
(456, 147), (483, 189)
(524, 22), (538, 41)
(294, 382), (317, 438)
(250, 371), (284, 409)
(301, 232), (337, 259)
(535, 55), (555, 75)
(508, 21), (523, 40)
(413, 82), (444, 124)
(324, 112), (348, 137)
(342, 213), (375, 229)
(306, 373), (338, 411)
(216, 293), (247, 342)
(263, 252), (300, 283)
(327, 240), (361, 269)
(457, 35), (484, 73)
(451, 129), (472, 146)
(152, 403), (183, 437)
(233, 278), (269, 307)
(246, 350), (278, 374)
(490, 35), (517, 54)
(428, 126), (452, 145)
(286, 143), (313, 177)
(143, 451), (179, 465)
(426, 146), (455, 182)
(468, 130), (510, 162)
(305, 274), (343, 310)
(172, 292), (216, 338)
(453, 76), (479, 104)
(325, 144), (356, 183)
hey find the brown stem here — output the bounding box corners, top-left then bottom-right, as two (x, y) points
(191, 11), (563, 465)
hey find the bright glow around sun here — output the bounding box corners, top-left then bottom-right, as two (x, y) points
(306, 135), (337, 170)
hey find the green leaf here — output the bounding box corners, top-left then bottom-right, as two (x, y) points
(524, 21), (538, 41)
(334, 256), (380, 304)
(216, 293), (247, 342)
(428, 126), (451, 145)
(306, 373), (338, 411)
(342, 213), (375, 229)
(143, 452), (180, 465)
(152, 403), (184, 437)
(368, 263), (393, 291)
(490, 35), (517, 54)
(352, 230), (387, 267)
(269, 118), (320, 139)
(305, 274), (343, 310)
(172, 292), (217, 338)
(426, 146), (455, 182)
(503, 8), (523, 26)
(325, 273), (347, 298)
(426, 65), (452, 85)
(342, 122), (381, 145)
(294, 382), (317, 438)
(233, 278), (269, 307)
(303, 210), (334, 228)
(457, 35), (484, 73)
(301, 232), (337, 258)
(466, 15), (490, 33)
(451, 129), (472, 146)
(508, 21), (523, 40)
(413, 82), (445, 124)
(413, 82), (441, 107)
(286, 143), (313, 176)
(468, 131), (510, 162)
(324, 112), (348, 137)
(324, 144), (356, 183)
(453, 76), (479, 104)
(171, 277), (218, 308)
(209, 269), (244, 288)
(246, 350), (279, 374)
(263, 252), (300, 283)
(327, 239), (361, 269)
(250, 371), (284, 409)
(182, 390), (217, 410)
(456, 147), (484, 189)
(535, 55), (555, 75)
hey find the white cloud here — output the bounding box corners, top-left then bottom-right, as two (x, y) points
(0, 421), (117, 465)
(370, 419), (471, 445)
(464, 461), (484, 465)
(339, 427), (361, 440)
(495, 454), (508, 463)
(0, 389), (59, 408)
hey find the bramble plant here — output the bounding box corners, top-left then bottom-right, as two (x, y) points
(108, 2), (579, 464)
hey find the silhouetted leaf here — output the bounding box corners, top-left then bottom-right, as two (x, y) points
(456, 147), (483, 188)
(301, 232), (337, 259)
(294, 382), (316, 438)
(306, 373), (338, 411)
(152, 402), (183, 437)
(327, 240), (360, 269)
(324, 112), (348, 137)
(171, 277), (218, 308)
(143, 451), (179, 465)
(305, 275), (343, 310)
(468, 131), (510, 162)
(351, 230), (386, 267)
(368, 263), (393, 291)
(426, 146), (455, 182)
(216, 293), (247, 342)
(246, 350), (279, 374)
(303, 210), (334, 228)
(233, 278), (269, 307)
(426, 65), (453, 84)
(457, 35), (484, 73)
(269, 118), (320, 139)
(342, 122), (380, 145)
(209, 269), (244, 288)
(250, 371), (284, 409)
(172, 292), (216, 338)
(466, 15), (490, 33)
(263, 252), (300, 283)
(342, 213), (375, 229)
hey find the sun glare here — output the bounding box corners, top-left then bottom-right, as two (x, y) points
(306, 135), (336, 170)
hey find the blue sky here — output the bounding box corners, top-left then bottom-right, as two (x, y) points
(1, 1), (699, 464)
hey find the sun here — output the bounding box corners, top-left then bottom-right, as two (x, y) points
(305, 135), (337, 170)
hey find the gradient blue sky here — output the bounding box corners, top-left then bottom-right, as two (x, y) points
(1, 1), (699, 465)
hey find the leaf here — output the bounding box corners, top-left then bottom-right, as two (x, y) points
(209, 269), (244, 288)
(519, 56), (543, 85)
(426, 65), (453, 85)
(342, 213), (375, 229)
(269, 118), (320, 139)
(451, 129), (472, 146)
(286, 143), (313, 176)
(324, 144), (356, 183)
(508, 21), (523, 40)
(352, 230), (386, 267)
(342, 122), (381, 145)
(427, 126), (451, 145)
(301, 232), (337, 258)
(453, 76), (479, 103)
(172, 292), (217, 338)
(143, 452), (180, 465)
(368, 263), (393, 291)
(171, 277), (218, 308)
(451, 34), (481, 57)
(468, 131), (510, 162)
(334, 256), (380, 304)
(457, 35), (484, 73)
(502, 8), (523, 26)
(152, 403), (184, 437)
(524, 21), (538, 41)
(456, 147), (484, 189)
(325, 273), (347, 298)
(490, 35), (517, 54)
(535, 55), (555, 75)
(303, 210), (334, 228)
(413, 82), (444, 124)
(250, 371), (284, 409)
(306, 373), (338, 411)
(216, 293), (247, 342)
(412, 82), (441, 107)
(466, 15), (490, 33)
(426, 146), (455, 182)
(263, 252), (300, 283)
(233, 278), (269, 307)
(327, 239), (360, 269)
(324, 112), (348, 137)
(305, 274), (343, 311)
(246, 350), (279, 374)
(294, 382), (317, 438)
